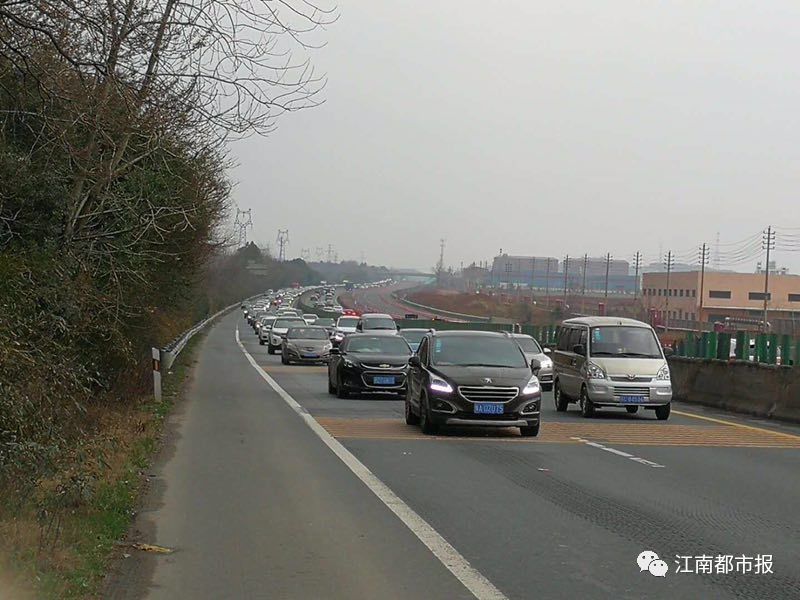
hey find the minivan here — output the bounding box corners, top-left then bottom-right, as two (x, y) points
(552, 317), (672, 419)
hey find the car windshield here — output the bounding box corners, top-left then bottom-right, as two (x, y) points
(261, 317), (276, 325)
(589, 326), (663, 358)
(338, 317), (359, 328)
(288, 327), (328, 340)
(363, 318), (396, 330)
(514, 336), (542, 354)
(400, 330), (426, 345)
(316, 318), (335, 326)
(432, 336), (527, 368)
(274, 318), (305, 329)
(346, 337), (411, 355)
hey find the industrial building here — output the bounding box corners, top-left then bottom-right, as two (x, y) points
(490, 254), (636, 293)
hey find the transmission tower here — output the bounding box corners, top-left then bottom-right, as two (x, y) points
(300, 248), (311, 261)
(276, 229), (289, 262)
(327, 244), (334, 263)
(233, 209), (253, 248)
(436, 239), (446, 285)
(315, 247), (324, 262)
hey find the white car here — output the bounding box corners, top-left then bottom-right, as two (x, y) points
(303, 314), (318, 325)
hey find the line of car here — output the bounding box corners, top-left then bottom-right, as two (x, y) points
(244, 287), (675, 438)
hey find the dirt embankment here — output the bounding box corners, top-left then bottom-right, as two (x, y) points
(407, 289), (647, 325)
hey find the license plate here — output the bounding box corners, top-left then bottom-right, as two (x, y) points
(620, 395), (647, 404)
(302, 353), (319, 358)
(474, 403), (504, 415)
(373, 376), (395, 385)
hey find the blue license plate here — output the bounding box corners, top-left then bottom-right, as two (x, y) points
(373, 376), (395, 385)
(620, 395), (647, 404)
(302, 353), (319, 358)
(474, 403), (504, 415)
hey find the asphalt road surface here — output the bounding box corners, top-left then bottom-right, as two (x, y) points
(108, 310), (800, 599)
(348, 281), (449, 320)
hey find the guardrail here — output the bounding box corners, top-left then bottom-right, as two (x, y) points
(152, 293), (263, 399)
(672, 330), (799, 366)
(390, 291), (490, 323)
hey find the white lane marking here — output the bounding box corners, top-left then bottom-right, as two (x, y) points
(235, 326), (508, 600)
(571, 437), (665, 468)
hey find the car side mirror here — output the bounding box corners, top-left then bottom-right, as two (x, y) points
(281, 333), (288, 339)
(329, 347), (340, 355)
(543, 347), (552, 355)
(408, 355), (421, 367)
(663, 346), (675, 357)
(573, 344), (586, 356)
(530, 358), (541, 375)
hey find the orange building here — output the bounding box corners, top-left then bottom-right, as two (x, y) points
(642, 270), (800, 328)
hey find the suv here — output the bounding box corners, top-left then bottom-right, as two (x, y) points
(405, 331), (542, 437)
(552, 317), (672, 419)
(356, 313), (398, 334)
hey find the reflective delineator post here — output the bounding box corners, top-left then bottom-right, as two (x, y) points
(152, 347), (162, 402)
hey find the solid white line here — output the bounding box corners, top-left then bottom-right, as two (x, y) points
(235, 326), (508, 600)
(571, 437), (665, 468)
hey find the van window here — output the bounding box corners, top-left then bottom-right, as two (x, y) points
(589, 326), (662, 359)
(567, 328), (582, 350)
(557, 327), (572, 351)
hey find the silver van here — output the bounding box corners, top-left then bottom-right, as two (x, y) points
(552, 317), (672, 419)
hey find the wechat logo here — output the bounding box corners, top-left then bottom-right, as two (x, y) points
(638, 550), (669, 577)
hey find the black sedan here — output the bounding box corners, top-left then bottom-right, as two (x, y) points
(327, 334), (413, 399)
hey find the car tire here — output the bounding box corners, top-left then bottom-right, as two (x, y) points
(336, 372), (349, 399)
(626, 406), (639, 414)
(259, 339), (265, 346)
(519, 423), (540, 437)
(554, 381), (569, 412)
(405, 387), (420, 425)
(655, 403), (671, 421)
(281, 354), (289, 365)
(267, 345), (275, 355)
(580, 386), (595, 418)
(419, 392), (438, 435)
(328, 376), (336, 395)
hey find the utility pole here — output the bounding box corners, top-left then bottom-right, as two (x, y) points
(436, 239), (446, 286)
(633, 251), (642, 299)
(604, 253), (611, 299)
(762, 226), (775, 331)
(233, 208), (253, 248)
(581, 253), (588, 314)
(276, 229), (289, 262)
(664, 251), (675, 331)
(545, 258), (552, 307)
(698, 243), (709, 329)
(530, 257), (536, 301)
(563, 255), (570, 305)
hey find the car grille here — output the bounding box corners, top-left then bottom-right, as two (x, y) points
(610, 376), (652, 383)
(458, 386), (519, 403)
(613, 386), (651, 398)
(361, 363), (406, 370)
(362, 372), (406, 387)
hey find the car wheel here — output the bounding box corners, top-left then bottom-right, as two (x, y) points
(554, 381), (568, 412)
(419, 392), (438, 435)
(336, 372), (349, 399)
(405, 387), (420, 425)
(267, 345), (275, 355)
(281, 354), (289, 365)
(328, 374), (336, 395)
(520, 423), (540, 437)
(655, 403), (671, 421)
(626, 406), (639, 414)
(579, 386), (595, 418)
(259, 339), (265, 346)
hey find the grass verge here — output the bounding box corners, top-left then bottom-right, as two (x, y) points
(0, 330), (206, 599)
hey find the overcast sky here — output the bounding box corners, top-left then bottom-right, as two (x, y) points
(230, 1), (800, 273)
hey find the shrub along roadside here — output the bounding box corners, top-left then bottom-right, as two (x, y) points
(0, 324), (208, 599)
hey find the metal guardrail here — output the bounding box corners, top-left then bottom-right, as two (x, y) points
(389, 291), (489, 323)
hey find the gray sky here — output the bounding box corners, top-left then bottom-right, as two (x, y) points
(231, 1), (800, 273)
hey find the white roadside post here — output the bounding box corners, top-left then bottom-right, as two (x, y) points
(152, 347), (162, 402)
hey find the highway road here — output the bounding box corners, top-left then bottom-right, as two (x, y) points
(347, 280), (457, 320)
(109, 310), (800, 599)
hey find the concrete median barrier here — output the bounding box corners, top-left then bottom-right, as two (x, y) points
(669, 357), (800, 423)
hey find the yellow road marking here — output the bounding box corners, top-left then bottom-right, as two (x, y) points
(316, 418), (800, 448)
(672, 410), (800, 442)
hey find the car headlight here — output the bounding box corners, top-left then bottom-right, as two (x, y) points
(586, 361), (607, 380)
(522, 376), (541, 395)
(324, 342), (332, 350)
(538, 358), (553, 370)
(429, 375), (453, 394)
(343, 358), (357, 368)
(656, 364), (671, 381)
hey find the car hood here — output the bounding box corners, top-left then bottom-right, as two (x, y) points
(347, 352), (410, 367)
(336, 327), (357, 334)
(589, 357), (666, 377)
(432, 365), (532, 387)
(286, 339), (330, 349)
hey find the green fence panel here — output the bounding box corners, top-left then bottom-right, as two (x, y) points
(754, 334), (767, 363)
(795, 338), (800, 367)
(707, 332), (718, 359)
(734, 331), (747, 360)
(780, 335), (792, 366)
(716, 333), (731, 360)
(699, 332), (709, 358)
(766, 333), (778, 365)
(684, 332), (696, 358)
